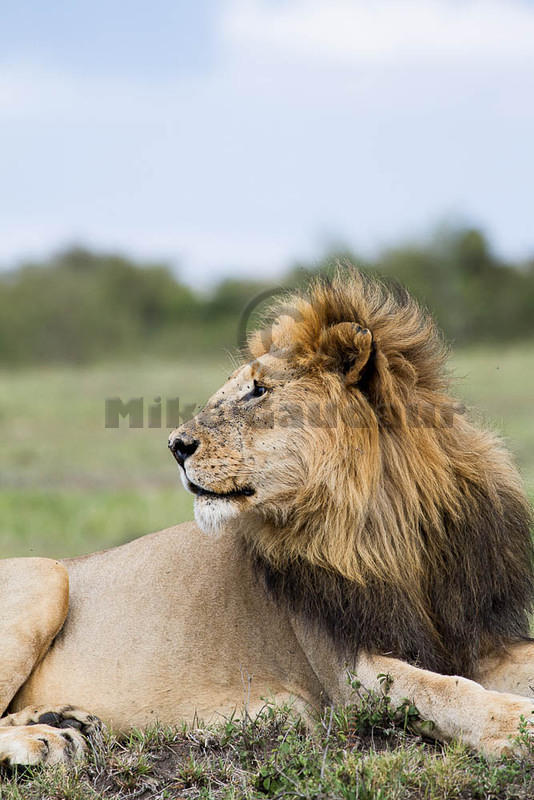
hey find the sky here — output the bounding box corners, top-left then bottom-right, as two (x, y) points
(1, 0), (534, 286)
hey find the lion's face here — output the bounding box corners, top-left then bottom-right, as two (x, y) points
(169, 352), (324, 534)
(169, 339), (377, 536)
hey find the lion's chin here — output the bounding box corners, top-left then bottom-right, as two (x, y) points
(193, 495), (244, 536)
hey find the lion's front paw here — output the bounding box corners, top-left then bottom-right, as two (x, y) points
(478, 695), (534, 758)
(0, 704), (102, 739)
(0, 724), (86, 766)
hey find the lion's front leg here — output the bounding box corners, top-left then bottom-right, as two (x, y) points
(0, 558), (69, 714)
(476, 642), (534, 698)
(0, 558), (101, 764)
(356, 652), (534, 757)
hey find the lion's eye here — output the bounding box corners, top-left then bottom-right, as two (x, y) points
(243, 380), (269, 401)
(252, 381), (267, 397)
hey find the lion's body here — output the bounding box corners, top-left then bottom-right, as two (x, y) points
(2, 269), (534, 764)
(10, 525), (323, 730)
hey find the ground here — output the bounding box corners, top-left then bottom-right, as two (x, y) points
(0, 346), (533, 798)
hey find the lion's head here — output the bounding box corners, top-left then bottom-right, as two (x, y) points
(170, 269), (533, 676)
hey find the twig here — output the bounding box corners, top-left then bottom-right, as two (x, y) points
(320, 706), (334, 781)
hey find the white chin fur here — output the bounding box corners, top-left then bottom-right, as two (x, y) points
(194, 496), (242, 535)
(179, 468), (191, 493)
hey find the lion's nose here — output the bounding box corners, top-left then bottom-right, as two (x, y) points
(168, 434), (199, 467)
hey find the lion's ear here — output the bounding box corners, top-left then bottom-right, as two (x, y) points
(318, 322), (374, 387)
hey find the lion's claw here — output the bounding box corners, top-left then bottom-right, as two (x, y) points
(0, 704), (103, 765)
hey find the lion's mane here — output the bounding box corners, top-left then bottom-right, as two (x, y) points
(244, 270), (534, 677)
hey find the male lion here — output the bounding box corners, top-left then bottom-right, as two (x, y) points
(1, 271), (534, 765)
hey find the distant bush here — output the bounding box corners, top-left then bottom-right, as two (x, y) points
(375, 227), (534, 344)
(290, 227), (534, 346)
(1, 227), (533, 365)
(0, 248), (201, 364)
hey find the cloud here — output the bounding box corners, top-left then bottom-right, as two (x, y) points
(222, 0), (534, 65)
(0, 61), (191, 121)
(3, 0), (533, 122)
(1, 0), (533, 280)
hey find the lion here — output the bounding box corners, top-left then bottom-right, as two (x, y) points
(1, 269), (534, 765)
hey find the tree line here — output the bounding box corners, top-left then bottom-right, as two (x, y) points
(1, 226), (533, 365)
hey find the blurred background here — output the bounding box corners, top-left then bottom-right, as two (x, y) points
(1, 0), (533, 558)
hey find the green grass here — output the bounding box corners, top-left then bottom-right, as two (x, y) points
(0, 489), (192, 558)
(1, 692), (534, 799)
(453, 343), (534, 493)
(1, 346), (533, 558)
(0, 358), (228, 557)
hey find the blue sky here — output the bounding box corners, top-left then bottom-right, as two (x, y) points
(1, 0), (534, 286)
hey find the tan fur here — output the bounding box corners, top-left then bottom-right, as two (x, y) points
(0, 269), (533, 764)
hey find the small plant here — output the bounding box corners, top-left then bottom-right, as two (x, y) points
(510, 712), (534, 758)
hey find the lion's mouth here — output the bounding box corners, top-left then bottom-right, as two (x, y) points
(185, 477), (255, 500)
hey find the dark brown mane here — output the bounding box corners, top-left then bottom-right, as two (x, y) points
(247, 477), (533, 677)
